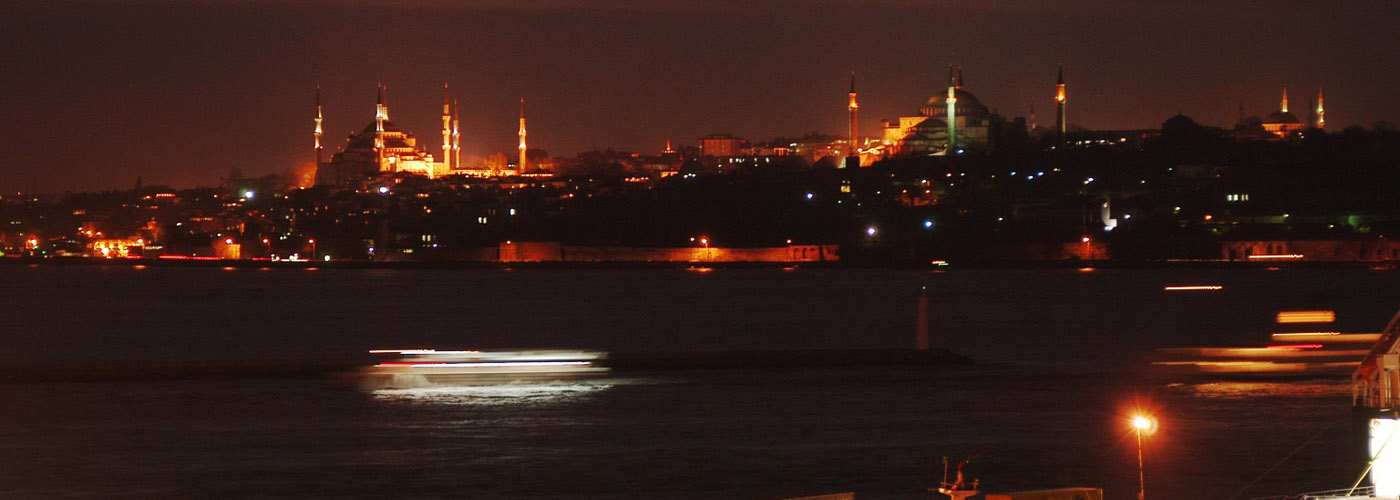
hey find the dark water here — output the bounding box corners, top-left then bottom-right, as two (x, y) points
(0, 264), (1394, 499)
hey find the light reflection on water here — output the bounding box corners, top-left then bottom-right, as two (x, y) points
(371, 380), (617, 407)
(1164, 380), (1350, 399)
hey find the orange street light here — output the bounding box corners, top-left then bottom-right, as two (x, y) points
(1132, 415), (1156, 500)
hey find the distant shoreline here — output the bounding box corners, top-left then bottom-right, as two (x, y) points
(2, 255), (1396, 270)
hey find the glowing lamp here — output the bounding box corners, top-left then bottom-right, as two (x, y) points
(1130, 413), (1156, 500)
(378, 186), (390, 194)
(1372, 417), (1399, 497)
(866, 226), (878, 237)
(1082, 236), (1091, 243)
(243, 190), (254, 199)
(225, 238), (233, 245)
(1133, 416), (1151, 430)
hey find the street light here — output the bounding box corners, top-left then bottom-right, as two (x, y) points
(308, 238), (316, 258)
(1132, 415), (1156, 500)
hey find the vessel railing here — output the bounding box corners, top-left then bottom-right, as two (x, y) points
(1298, 486), (1375, 500)
(1245, 486), (1377, 500)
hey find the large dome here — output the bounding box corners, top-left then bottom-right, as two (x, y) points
(921, 88), (990, 118)
(360, 120), (404, 134)
(1262, 111), (1302, 125)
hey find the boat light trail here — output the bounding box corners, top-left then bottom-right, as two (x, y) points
(377, 361), (593, 368)
(1266, 344), (1323, 350)
(1270, 332), (1381, 342)
(1249, 254), (1305, 260)
(1277, 310), (1336, 323)
(1164, 285), (1222, 291)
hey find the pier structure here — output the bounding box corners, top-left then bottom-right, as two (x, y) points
(1354, 309), (1400, 409)
(1352, 309), (1400, 499)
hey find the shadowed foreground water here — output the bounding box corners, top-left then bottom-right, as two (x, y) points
(0, 265), (1390, 499)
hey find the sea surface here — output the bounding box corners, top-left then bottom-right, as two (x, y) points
(0, 263), (1394, 499)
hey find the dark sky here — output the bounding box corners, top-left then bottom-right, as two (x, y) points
(4, 0), (1398, 193)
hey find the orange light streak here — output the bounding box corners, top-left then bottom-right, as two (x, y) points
(1266, 344), (1322, 350)
(1277, 311), (1335, 323)
(1164, 285), (1222, 291)
(1270, 332), (1380, 343)
(1249, 254), (1304, 260)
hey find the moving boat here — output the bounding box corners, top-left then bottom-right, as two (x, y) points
(359, 349), (609, 389)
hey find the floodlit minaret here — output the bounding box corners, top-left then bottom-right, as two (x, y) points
(441, 83), (452, 170)
(452, 99), (461, 171)
(663, 139), (675, 155)
(314, 85), (323, 166)
(946, 66), (958, 154)
(1055, 65), (1067, 142)
(518, 98), (528, 174)
(1315, 88), (1325, 129)
(1029, 102), (1037, 131)
(1280, 86), (1290, 113)
(848, 71), (859, 157)
(375, 83), (388, 171)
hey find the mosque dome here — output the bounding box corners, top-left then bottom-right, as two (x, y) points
(921, 88), (990, 118)
(361, 120), (404, 134)
(1262, 111), (1302, 125)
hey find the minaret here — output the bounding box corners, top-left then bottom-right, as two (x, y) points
(375, 83), (388, 172)
(1055, 65), (1067, 143)
(517, 98), (528, 175)
(946, 66), (958, 154)
(1280, 87), (1289, 113)
(1029, 103), (1036, 131)
(662, 139), (675, 155)
(314, 85), (323, 166)
(1315, 88), (1325, 129)
(848, 71), (859, 158)
(452, 99), (461, 171)
(441, 83), (452, 171)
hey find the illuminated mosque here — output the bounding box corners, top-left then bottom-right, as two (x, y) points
(314, 84), (529, 187)
(878, 67), (1005, 157)
(1260, 87), (1323, 139)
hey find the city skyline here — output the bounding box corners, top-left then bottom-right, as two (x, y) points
(4, 0), (1397, 192)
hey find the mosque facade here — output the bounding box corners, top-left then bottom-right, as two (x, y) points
(314, 84), (524, 188)
(878, 68), (999, 157)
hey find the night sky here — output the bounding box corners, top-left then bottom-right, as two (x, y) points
(5, 1), (1398, 193)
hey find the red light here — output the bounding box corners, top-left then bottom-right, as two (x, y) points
(1204, 214), (1213, 221)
